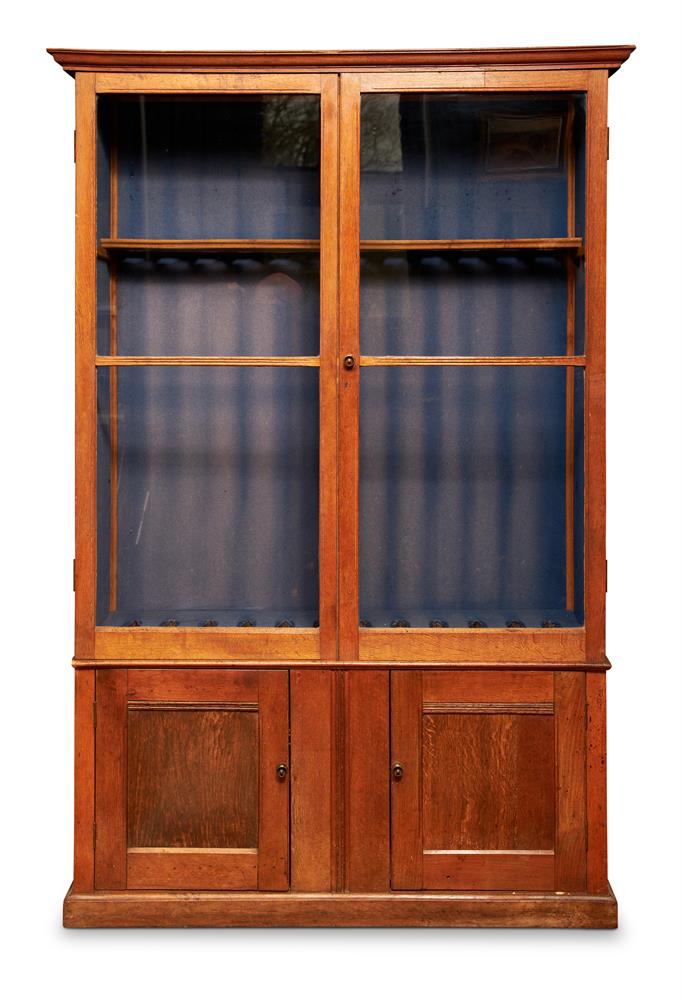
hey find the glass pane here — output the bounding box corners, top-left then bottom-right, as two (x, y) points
(98, 253), (319, 356)
(98, 96), (320, 239)
(361, 251), (584, 356)
(360, 94), (585, 239)
(97, 367), (319, 626)
(359, 366), (583, 628)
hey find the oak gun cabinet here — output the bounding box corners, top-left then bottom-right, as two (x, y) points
(50, 45), (633, 929)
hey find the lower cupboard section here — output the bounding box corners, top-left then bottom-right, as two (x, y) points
(74, 666), (609, 905)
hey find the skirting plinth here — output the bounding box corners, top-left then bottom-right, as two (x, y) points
(63, 885), (618, 928)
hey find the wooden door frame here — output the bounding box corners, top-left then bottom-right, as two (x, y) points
(389, 669), (590, 892)
(337, 69), (609, 666)
(74, 71), (339, 663)
(92, 668), (289, 891)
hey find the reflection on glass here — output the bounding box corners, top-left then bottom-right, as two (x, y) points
(360, 94), (585, 239)
(98, 254), (319, 356)
(98, 96), (320, 239)
(97, 367), (319, 626)
(359, 367), (584, 628)
(361, 252), (583, 356)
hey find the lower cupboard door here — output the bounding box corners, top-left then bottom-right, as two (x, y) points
(390, 671), (588, 892)
(94, 668), (290, 891)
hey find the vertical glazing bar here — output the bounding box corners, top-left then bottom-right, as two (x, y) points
(319, 75), (340, 659)
(584, 72), (609, 659)
(338, 75), (361, 660)
(74, 72), (98, 657)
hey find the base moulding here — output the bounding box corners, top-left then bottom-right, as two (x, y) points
(64, 885), (617, 928)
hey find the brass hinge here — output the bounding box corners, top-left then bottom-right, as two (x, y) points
(74, 129), (77, 163)
(606, 126), (610, 160)
(73, 558), (76, 591)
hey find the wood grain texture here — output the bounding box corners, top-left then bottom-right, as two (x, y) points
(584, 71), (609, 660)
(390, 672), (423, 889)
(360, 356), (585, 367)
(423, 852), (554, 891)
(96, 356), (320, 367)
(74, 72), (97, 658)
(128, 668), (258, 703)
(101, 238), (319, 252)
(346, 670), (390, 890)
(257, 671), (290, 890)
(423, 671), (553, 704)
(76, 658), (610, 671)
(359, 238), (583, 251)
(337, 74), (361, 661)
(127, 707), (258, 848)
(555, 671), (587, 891)
(290, 670), (333, 890)
(318, 74), (340, 660)
(359, 69), (591, 92)
(94, 669), (127, 889)
(360, 629), (585, 663)
(422, 713), (555, 851)
(50, 46), (635, 76)
(94, 628), (318, 661)
(73, 670), (95, 891)
(587, 671), (608, 892)
(95, 72), (323, 93)
(127, 849), (257, 890)
(63, 886), (619, 929)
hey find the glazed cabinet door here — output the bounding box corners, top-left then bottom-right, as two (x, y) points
(390, 671), (588, 891)
(75, 72), (339, 663)
(94, 669), (289, 890)
(337, 70), (609, 665)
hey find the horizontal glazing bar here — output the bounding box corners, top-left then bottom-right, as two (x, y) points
(360, 356), (586, 367)
(96, 355), (320, 366)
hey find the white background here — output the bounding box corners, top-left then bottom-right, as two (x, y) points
(2, 2), (681, 998)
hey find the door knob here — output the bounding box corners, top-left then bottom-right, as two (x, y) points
(343, 354), (355, 369)
(392, 762), (404, 781)
(276, 763), (289, 780)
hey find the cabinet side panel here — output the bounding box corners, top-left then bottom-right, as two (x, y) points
(555, 671), (587, 890)
(586, 671), (608, 892)
(94, 669), (127, 889)
(73, 669), (95, 891)
(74, 72), (98, 658)
(290, 670), (334, 890)
(584, 70), (608, 660)
(346, 670), (390, 890)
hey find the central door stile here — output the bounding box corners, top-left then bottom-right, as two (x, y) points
(319, 73), (341, 661)
(338, 73), (361, 661)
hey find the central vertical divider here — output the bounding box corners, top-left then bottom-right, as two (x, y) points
(338, 73), (361, 663)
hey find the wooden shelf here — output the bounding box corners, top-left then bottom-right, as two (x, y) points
(359, 238), (584, 252)
(99, 237), (583, 257)
(99, 238), (321, 254)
